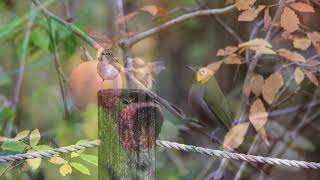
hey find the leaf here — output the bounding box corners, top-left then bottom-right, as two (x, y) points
(29, 129), (41, 148)
(217, 46), (238, 56)
(14, 130), (30, 140)
(258, 128), (270, 146)
(303, 70), (319, 86)
(294, 67), (304, 85)
(262, 72), (284, 104)
(239, 38), (272, 48)
(223, 54), (243, 64)
(249, 98), (268, 131)
(31, 28), (50, 49)
(80, 154), (98, 166)
(26, 157), (41, 170)
(59, 164), (72, 176)
(293, 37), (311, 50)
(49, 157), (67, 164)
(70, 162), (90, 175)
(280, 7), (299, 33)
(307, 32), (320, 52)
(263, 8), (272, 31)
(250, 74), (264, 96)
(1, 140), (28, 152)
(223, 122), (249, 150)
(248, 46), (276, 55)
(290, 2), (315, 13)
(238, 6), (265, 22)
(206, 61), (223, 73)
(277, 48), (306, 62)
(116, 12), (138, 25)
(235, 0), (256, 10)
(140, 5), (168, 16)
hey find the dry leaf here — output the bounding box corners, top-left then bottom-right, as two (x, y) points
(60, 164), (72, 176)
(258, 128), (270, 146)
(277, 48), (306, 62)
(262, 72), (284, 104)
(238, 6), (265, 21)
(293, 37), (311, 50)
(235, 0), (256, 10)
(263, 8), (272, 31)
(223, 122), (250, 150)
(26, 158), (42, 170)
(49, 157), (68, 164)
(249, 98), (268, 131)
(248, 46), (276, 55)
(250, 74), (264, 96)
(239, 38), (272, 48)
(307, 32), (320, 52)
(294, 67), (304, 85)
(140, 5), (168, 16)
(116, 12), (138, 25)
(225, 0), (235, 5)
(217, 46), (238, 56)
(223, 54), (243, 64)
(303, 69), (319, 86)
(206, 61), (223, 73)
(290, 2), (315, 13)
(280, 7), (299, 33)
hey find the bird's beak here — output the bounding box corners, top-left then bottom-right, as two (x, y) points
(185, 65), (197, 72)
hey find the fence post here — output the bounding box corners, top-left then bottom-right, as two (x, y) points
(98, 89), (163, 179)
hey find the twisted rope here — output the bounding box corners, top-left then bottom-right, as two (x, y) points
(0, 139), (320, 170)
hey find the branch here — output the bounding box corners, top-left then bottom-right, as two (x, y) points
(120, 5), (236, 48)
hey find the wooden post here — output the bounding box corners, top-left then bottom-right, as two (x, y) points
(98, 89), (163, 180)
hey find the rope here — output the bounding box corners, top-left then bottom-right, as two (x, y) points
(1, 139), (320, 170)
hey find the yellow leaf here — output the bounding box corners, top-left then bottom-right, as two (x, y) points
(223, 123), (250, 150)
(217, 46), (238, 56)
(248, 46), (276, 55)
(290, 2), (315, 13)
(49, 157), (68, 164)
(239, 38), (272, 48)
(60, 164), (72, 176)
(223, 54), (243, 64)
(262, 72), (284, 104)
(280, 7), (299, 33)
(293, 37), (311, 50)
(235, 0), (256, 10)
(249, 98), (268, 131)
(250, 74), (264, 96)
(294, 67), (304, 85)
(14, 130), (30, 140)
(26, 158), (41, 170)
(29, 129), (41, 147)
(238, 6), (265, 22)
(277, 48), (306, 62)
(303, 69), (319, 87)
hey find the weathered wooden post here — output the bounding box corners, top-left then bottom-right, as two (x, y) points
(98, 89), (163, 179)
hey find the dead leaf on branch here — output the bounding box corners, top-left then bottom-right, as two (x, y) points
(290, 2), (315, 13)
(249, 98), (268, 131)
(307, 32), (320, 52)
(293, 37), (311, 50)
(217, 46), (238, 56)
(248, 46), (276, 55)
(263, 8), (272, 31)
(223, 122), (250, 150)
(277, 48), (306, 62)
(235, 0), (256, 10)
(294, 67), (305, 85)
(239, 38), (272, 48)
(262, 72), (284, 104)
(116, 12), (138, 25)
(140, 5), (168, 16)
(206, 61), (223, 73)
(303, 69), (320, 87)
(238, 5), (265, 22)
(223, 54), (243, 64)
(250, 74), (264, 96)
(280, 7), (299, 33)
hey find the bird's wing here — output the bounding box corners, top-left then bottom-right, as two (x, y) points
(204, 77), (233, 129)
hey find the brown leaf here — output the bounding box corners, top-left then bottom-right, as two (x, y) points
(263, 8), (272, 31)
(248, 46), (276, 55)
(238, 5), (265, 22)
(249, 98), (268, 131)
(116, 12), (138, 25)
(277, 48), (306, 62)
(294, 67), (305, 85)
(217, 46), (238, 56)
(258, 128), (270, 146)
(307, 32), (320, 52)
(225, 0), (235, 5)
(250, 74), (264, 96)
(293, 37), (311, 50)
(280, 7), (299, 33)
(303, 69), (319, 86)
(223, 122), (250, 150)
(140, 5), (168, 16)
(223, 54), (243, 64)
(235, 0), (256, 10)
(290, 2), (315, 13)
(206, 61), (223, 73)
(262, 72), (284, 104)
(239, 38), (272, 48)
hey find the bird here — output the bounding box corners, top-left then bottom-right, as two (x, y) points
(185, 61), (234, 141)
(97, 49), (120, 81)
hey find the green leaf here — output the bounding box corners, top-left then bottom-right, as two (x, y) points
(63, 34), (77, 58)
(79, 154), (98, 166)
(0, 18), (22, 39)
(1, 140), (28, 152)
(31, 28), (50, 49)
(29, 129), (41, 148)
(70, 162), (90, 175)
(34, 145), (52, 151)
(14, 130), (30, 140)
(0, 107), (16, 124)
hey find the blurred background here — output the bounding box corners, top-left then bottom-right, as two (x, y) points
(0, 0), (320, 179)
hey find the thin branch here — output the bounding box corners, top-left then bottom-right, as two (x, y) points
(120, 5), (236, 48)
(213, 16), (243, 43)
(63, 0), (73, 22)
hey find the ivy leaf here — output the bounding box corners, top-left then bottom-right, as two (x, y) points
(59, 163), (72, 176)
(70, 162), (90, 175)
(29, 129), (41, 148)
(1, 140), (28, 152)
(80, 154), (98, 166)
(14, 130), (30, 141)
(223, 122), (249, 150)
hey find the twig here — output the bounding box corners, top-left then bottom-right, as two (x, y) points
(63, 0), (73, 22)
(213, 16), (243, 43)
(119, 5), (236, 48)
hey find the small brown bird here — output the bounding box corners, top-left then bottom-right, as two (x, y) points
(97, 49), (120, 81)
